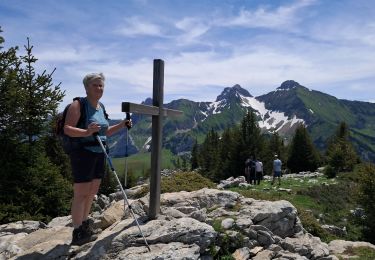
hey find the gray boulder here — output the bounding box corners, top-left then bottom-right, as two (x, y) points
(281, 233), (330, 259)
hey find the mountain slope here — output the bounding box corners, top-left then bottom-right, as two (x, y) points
(257, 80), (375, 160)
(110, 81), (375, 162)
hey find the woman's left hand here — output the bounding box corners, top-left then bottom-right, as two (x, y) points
(124, 119), (132, 129)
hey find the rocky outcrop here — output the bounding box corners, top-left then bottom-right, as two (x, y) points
(328, 239), (375, 259)
(0, 188), (371, 259)
(321, 225), (347, 237)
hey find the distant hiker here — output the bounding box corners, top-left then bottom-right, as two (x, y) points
(245, 156), (256, 185)
(64, 73), (132, 246)
(245, 158), (251, 184)
(271, 154), (282, 186)
(255, 158), (263, 185)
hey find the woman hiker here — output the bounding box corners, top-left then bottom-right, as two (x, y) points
(64, 73), (132, 246)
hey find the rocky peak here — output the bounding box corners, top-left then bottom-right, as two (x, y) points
(216, 84), (252, 102)
(277, 80), (305, 90)
(142, 97), (153, 105)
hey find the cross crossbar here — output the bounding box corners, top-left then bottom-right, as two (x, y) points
(122, 102), (183, 117)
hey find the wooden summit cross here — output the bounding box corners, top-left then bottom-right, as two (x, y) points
(122, 59), (182, 219)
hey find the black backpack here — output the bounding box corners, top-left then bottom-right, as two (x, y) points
(55, 97), (109, 154)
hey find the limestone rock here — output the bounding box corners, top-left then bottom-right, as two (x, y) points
(0, 232), (26, 259)
(274, 250), (309, 259)
(9, 226), (72, 259)
(161, 188), (241, 209)
(281, 233), (330, 259)
(232, 247), (250, 260)
(239, 199), (302, 238)
(97, 200), (127, 230)
(0, 221), (46, 234)
(0, 188), (352, 260)
(249, 246), (263, 256)
(217, 176), (247, 189)
(47, 216), (72, 228)
(113, 242), (200, 260)
(221, 218), (234, 230)
(328, 239), (375, 256)
(252, 249), (276, 260)
(321, 225), (347, 237)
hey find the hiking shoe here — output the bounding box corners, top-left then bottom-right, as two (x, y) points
(82, 218), (102, 236)
(71, 225), (97, 246)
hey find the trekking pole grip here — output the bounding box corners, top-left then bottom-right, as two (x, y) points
(125, 112), (131, 129)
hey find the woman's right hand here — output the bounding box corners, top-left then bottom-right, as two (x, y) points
(87, 122), (101, 136)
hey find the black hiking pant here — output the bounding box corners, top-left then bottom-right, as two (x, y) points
(249, 169), (256, 185)
(255, 171), (262, 185)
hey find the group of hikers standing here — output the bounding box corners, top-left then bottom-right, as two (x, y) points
(244, 155), (282, 185)
(244, 157), (263, 185)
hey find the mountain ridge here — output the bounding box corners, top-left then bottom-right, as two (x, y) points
(109, 81), (375, 162)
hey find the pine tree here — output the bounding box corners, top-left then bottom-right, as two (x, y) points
(287, 124), (320, 173)
(17, 38), (64, 143)
(326, 122), (358, 175)
(190, 139), (199, 170)
(240, 110), (262, 159)
(357, 163), (375, 243)
(262, 132), (287, 175)
(217, 128), (233, 180)
(0, 26), (21, 139)
(0, 33), (71, 223)
(226, 125), (243, 179)
(198, 129), (220, 180)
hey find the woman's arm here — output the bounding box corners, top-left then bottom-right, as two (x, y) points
(64, 100), (100, 137)
(106, 119), (132, 137)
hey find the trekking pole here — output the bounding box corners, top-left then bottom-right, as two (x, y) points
(123, 113), (131, 220)
(94, 133), (151, 252)
(124, 112), (131, 189)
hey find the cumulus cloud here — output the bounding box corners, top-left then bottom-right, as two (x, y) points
(218, 0), (316, 30)
(115, 16), (163, 37)
(2, 0), (374, 118)
(175, 17), (211, 44)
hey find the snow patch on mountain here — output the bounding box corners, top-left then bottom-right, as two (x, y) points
(240, 95), (305, 131)
(209, 99), (227, 114)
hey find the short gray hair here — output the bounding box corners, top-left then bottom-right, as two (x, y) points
(83, 73), (105, 88)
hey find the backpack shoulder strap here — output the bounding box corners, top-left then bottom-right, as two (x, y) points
(73, 97), (86, 128)
(99, 102), (109, 120)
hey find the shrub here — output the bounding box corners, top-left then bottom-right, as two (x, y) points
(297, 208), (337, 242)
(161, 171), (216, 193)
(357, 163), (375, 243)
(0, 145), (72, 224)
(343, 246), (375, 260)
(324, 165), (338, 178)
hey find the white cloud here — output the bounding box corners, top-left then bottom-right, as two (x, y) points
(34, 45), (108, 63)
(4, 0), (374, 118)
(115, 16), (163, 37)
(53, 31), (375, 117)
(175, 17), (211, 44)
(219, 0), (316, 30)
(310, 20), (375, 47)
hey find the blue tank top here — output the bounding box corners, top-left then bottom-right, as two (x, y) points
(80, 97), (109, 153)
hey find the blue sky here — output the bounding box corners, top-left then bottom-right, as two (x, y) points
(1, 0), (374, 118)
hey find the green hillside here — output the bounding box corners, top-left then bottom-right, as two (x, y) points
(112, 149), (178, 179)
(258, 81), (375, 161)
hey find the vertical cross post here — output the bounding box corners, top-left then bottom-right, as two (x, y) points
(122, 59), (182, 220)
(149, 59), (164, 219)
